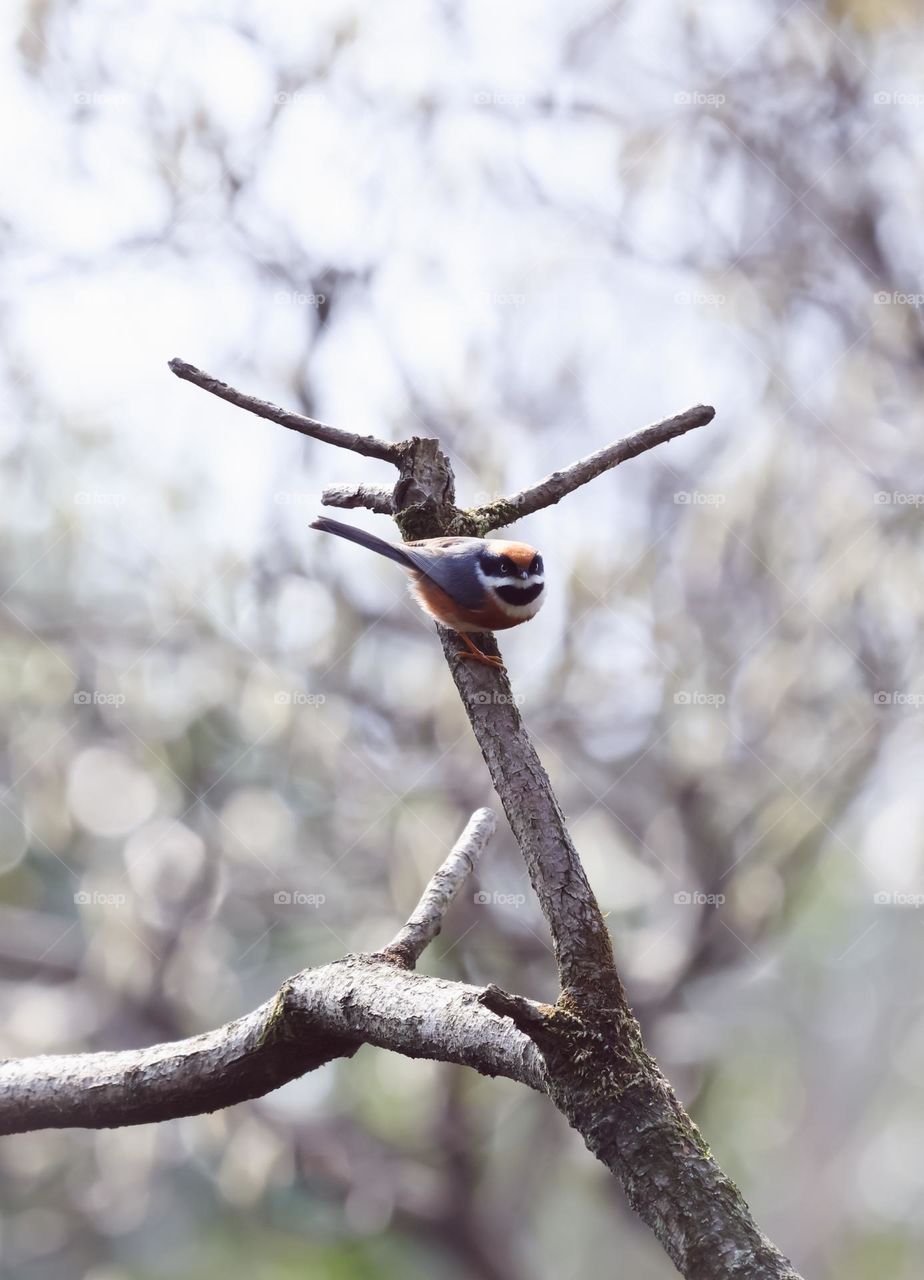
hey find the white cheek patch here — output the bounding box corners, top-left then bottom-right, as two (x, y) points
(476, 563), (544, 590)
(479, 574), (545, 589)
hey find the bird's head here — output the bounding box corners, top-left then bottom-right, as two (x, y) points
(476, 541), (545, 616)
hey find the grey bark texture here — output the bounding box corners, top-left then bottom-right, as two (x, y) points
(0, 958), (544, 1135)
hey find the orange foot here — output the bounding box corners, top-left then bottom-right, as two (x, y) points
(455, 631), (505, 669)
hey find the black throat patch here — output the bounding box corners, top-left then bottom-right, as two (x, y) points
(494, 583), (544, 606)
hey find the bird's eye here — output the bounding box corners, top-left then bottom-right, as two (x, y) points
(499, 560), (511, 575)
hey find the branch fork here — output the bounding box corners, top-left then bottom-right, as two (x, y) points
(0, 808), (544, 1135)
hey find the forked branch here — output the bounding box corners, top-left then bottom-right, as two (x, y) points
(0, 811), (543, 1136)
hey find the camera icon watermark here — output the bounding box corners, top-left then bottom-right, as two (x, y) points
(273, 492), (313, 506)
(487, 292), (527, 307)
(673, 291), (726, 307)
(273, 890), (326, 907)
(473, 90), (526, 107)
(873, 291), (924, 307)
(874, 691), (924, 707)
(74, 890), (127, 907)
(273, 290), (326, 307)
(674, 90), (726, 107)
(873, 91), (924, 107)
(473, 889), (527, 908)
(74, 90), (128, 107)
(874, 490), (924, 506)
(74, 490), (127, 506)
(674, 490), (726, 505)
(74, 690), (126, 707)
(473, 690), (525, 707)
(673, 690), (726, 707)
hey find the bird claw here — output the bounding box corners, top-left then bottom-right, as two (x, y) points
(458, 650), (506, 670)
(454, 632), (506, 669)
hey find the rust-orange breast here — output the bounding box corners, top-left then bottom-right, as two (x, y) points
(409, 574), (528, 633)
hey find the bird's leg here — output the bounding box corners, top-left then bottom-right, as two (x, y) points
(455, 631), (505, 669)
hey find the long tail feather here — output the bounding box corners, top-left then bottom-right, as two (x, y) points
(310, 516), (415, 570)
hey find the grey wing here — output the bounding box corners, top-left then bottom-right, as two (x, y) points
(402, 539), (487, 610)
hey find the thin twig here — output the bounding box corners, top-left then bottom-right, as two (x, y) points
(168, 359), (402, 463)
(384, 808), (496, 966)
(480, 983), (564, 1035)
(471, 404), (715, 530)
(321, 482), (395, 514)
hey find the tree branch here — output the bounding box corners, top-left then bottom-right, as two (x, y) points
(321, 481), (395, 514)
(383, 807), (496, 967)
(0, 957), (544, 1135)
(438, 628), (618, 997)
(168, 358), (402, 463)
(469, 404), (715, 531)
(480, 981), (800, 1280)
(0, 811), (542, 1134)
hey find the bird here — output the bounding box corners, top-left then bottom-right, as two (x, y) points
(310, 515), (545, 668)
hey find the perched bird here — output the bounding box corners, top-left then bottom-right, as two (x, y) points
(311, 515), (545, 668)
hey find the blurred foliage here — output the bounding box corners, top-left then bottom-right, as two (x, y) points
(2, 1), (924, 1277)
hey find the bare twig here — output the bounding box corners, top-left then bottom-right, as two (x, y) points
(321, 482), (395, 514)
(168, 359), (401, 463)
(479, 983), (564, 1036)
(384, 808), (496, 966)
(470, 404), (715, 531)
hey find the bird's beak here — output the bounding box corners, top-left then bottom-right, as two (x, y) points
(519, 568), (530, 580)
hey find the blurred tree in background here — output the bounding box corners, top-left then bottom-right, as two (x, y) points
(2, 1), (924, 1277)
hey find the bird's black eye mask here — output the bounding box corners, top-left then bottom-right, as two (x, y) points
(479, 551), (544, 579)
(479, 551), (509, 576)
